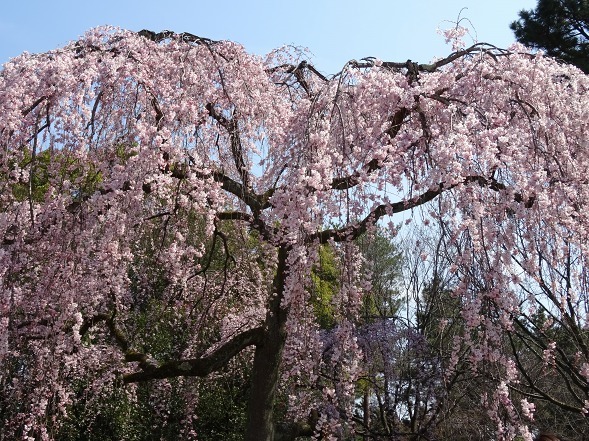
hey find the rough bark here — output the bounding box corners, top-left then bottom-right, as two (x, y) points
(245, 245), (290, 441)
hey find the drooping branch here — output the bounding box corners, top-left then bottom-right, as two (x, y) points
(123, 326), (264, 382)
(507, 331), (586, 414)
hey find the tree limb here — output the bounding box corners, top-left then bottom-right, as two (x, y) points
(331, 107), (410, 191)
(313, 182), (450, 244)
(314, 174), (536, 244)
(123, 326), (264, 382)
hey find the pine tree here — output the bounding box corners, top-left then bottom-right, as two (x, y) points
(511, 0), (589, 72)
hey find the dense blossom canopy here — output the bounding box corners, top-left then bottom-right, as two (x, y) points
(0, 27), (588, 440)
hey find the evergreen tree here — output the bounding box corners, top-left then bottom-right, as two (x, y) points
(511, 0), (589, 72)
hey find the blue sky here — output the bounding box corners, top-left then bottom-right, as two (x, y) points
(1, 0), (536, 75)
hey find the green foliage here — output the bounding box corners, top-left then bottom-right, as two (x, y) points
(310, 244), (339, 329)
(357, 229), (403, 322)
(309, 229), (404, 328)
(7, 147), (105, 205)
(511, 0), (589, 72)
(8, 142), (140, 208)
(417, 275), (462, 344)
(133, 299), (188, 360)
(57, 381), (141, 441)
(114, 144), (139, 163)
(10, 148), (52, 202)
(192, 359), (251, 440)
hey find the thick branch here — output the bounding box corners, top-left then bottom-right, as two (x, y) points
(331, 107), (409, 191)
(217, 210), (253, 222)
(268, 60), (328, 97)
(22, 96), (48, 117)
(314, 175), (536, 244)
(216, 210), (276, 242)
(205, 103), (251, 191)
(146, 164), (269, 212)
(137, 29), (216, 46)
(350, 43), (510, 73)
(314, 182), (448, 243)
(77, 311), (132, 352)
(210, 170), (266, 211)
(123, 326), (264, 382)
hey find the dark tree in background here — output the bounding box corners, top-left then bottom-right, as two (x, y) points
(511, 0), (589, 72)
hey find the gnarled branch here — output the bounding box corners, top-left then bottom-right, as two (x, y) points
(314, 174), (536, 244)
(123, 326), (264, 382)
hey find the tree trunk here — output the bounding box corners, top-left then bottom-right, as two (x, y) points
(244, 246), (289, 441)
(363, 387), (370, 441)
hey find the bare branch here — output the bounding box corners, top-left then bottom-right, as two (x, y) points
(137, 29), (217, 46)
(350, 43), (510, 73)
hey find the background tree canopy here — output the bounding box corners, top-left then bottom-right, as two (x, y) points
(511, 0), (589, 72)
